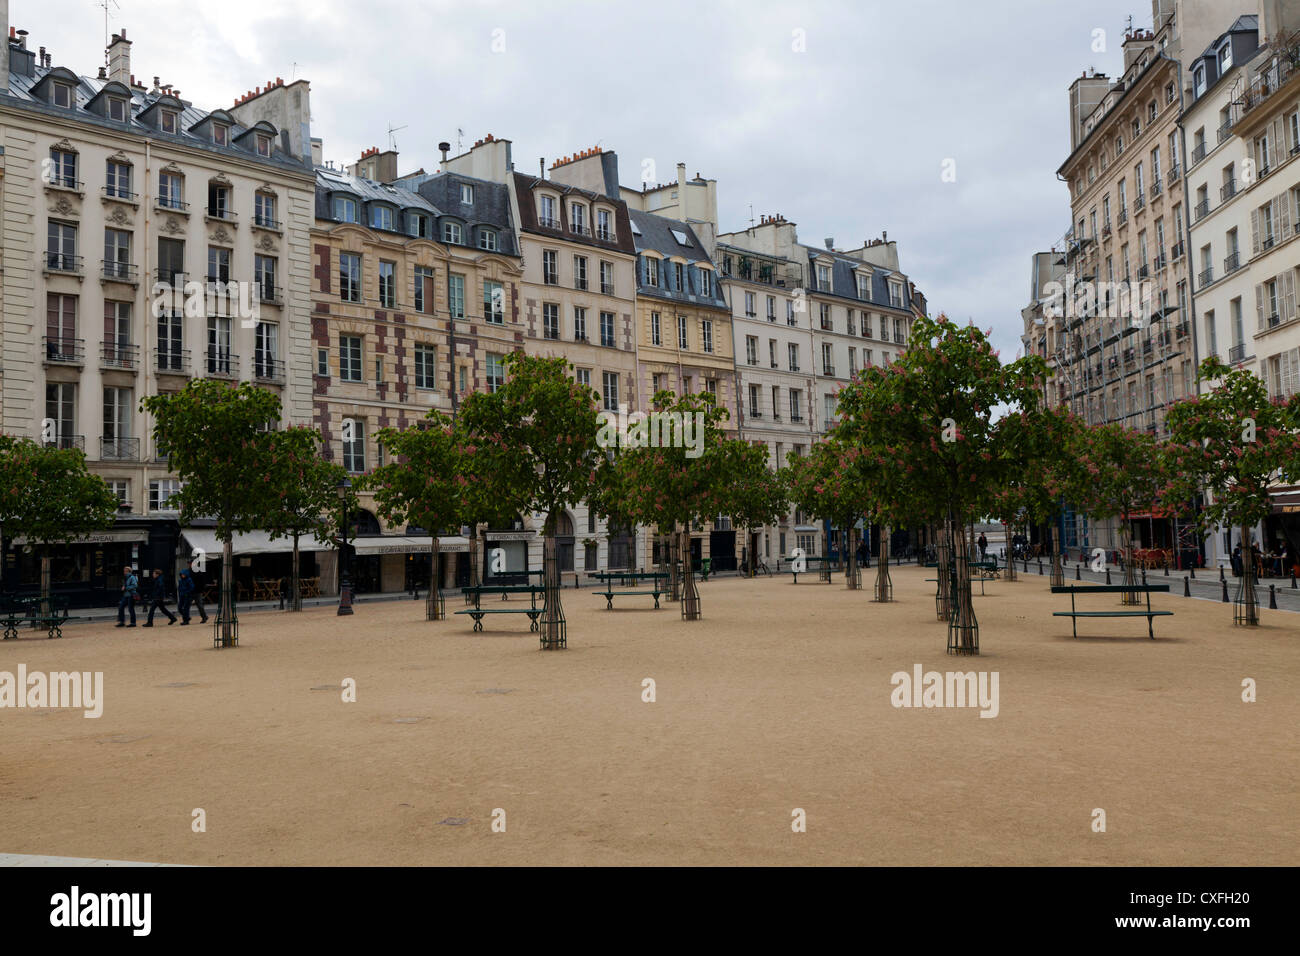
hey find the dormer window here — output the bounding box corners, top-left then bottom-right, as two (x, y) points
(857, 274), (872, 300)
(571, 203), (587, 234)
(107, 96), (128, 122)
(370, 205), (393, 231)
(212, 123), (229, 146)
(52, 82), (74, 108)
(478, 229), (498, 252)
(1194, 65), (1206, 97)
(460, 183), (474, 205)
(442, 221), (463, 245)
(408, 212), (428, 238)
(1217, 43), (1231, 73)
(160, 109), (179, 134)
(597, 208), (613, 241)
(816, 264), (831, 291)
(539, 194), (558, 228)
(255, 133), (272, 157)
(333, 196), (358, 223)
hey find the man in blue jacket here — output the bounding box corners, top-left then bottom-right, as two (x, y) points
(116, 565), (138, 627)
(143, 568), (177, 626)
(177, 568), (196, 625)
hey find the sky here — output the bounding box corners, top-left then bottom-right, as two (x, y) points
(14, 0), (1149, 359)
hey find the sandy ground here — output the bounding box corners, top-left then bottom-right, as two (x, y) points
(0, 567), (1296, 866)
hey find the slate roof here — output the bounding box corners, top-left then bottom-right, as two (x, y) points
(512, 173), (637, 256)
(3, 57), (308, 175)
(798, 244), (912, 313)
(628, 209), (728, 310)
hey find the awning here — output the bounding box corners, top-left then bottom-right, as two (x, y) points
(9, 529), (149, 546)
(180, 529), (332, 557)
(353, 535), (468, 555)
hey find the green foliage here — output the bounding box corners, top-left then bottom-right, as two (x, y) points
(0, 435), (118, 550)
(1070, 421), (1166, 524)
(720, 442), (788, 535)
(367, 411), (468, 537)
(260, 426), (351, 546)
(1163, 357), (1300, 533)
(141, 379), (282, 541)
(991, 405), (1088, 527)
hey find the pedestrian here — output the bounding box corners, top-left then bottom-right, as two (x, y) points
(977, 532), (988, 561)
(189, 560), (209, 623)
(115, 565), (138, 627)
(856, 537), (869, 568)
(143, 568), (177, 627)
(177, 567), (196, 625)
(1231, 543), (1243, 578)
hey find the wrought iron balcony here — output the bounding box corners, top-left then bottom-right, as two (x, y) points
(1198, 267), (1214, 288)
(257, 282), (282, 304)
(156, 196), (189, 212)
(1194, 198), (1210, 221)
(1220, 179), (1237, 201)
(1117, 208), (1129, 226)
(44, 434), (85, 451)
(155, 348), (191, 374)
(101, 184), (137, 202)
(100, 342), (138, 369)
(1167, 164), (1181, 184)
(1217, 120), (1234, 143)
(253, 356), (285, 383)
(1191, 142), (1207, 165)
(205, 348), (239, 378)
(44, 252), (83, 275)
(1224, 252), (1241, 274)
(1228, 343), (1247, 363)
(205, 207), (238, 223)
(252, 213), (282, 230)
(43, 336), (84, 364)
(1133, 194), (1146, 212)
(1150, 181), (1162, 199)
(101, 259), (138, 283)
(100, 436), (140, 461)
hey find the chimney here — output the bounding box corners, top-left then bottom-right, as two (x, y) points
(539, 157), (545, 179)
(107, 29), (131, 85)
(824, 238), (834, 250)
(0, 0), (8, 93)
(439, 141), (450, 163)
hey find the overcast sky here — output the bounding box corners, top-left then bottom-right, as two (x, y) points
(19, 0), (1147, 358)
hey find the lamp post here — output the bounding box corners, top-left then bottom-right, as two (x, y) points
(337, 478), (354, 616)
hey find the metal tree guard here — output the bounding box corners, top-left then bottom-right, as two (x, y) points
(845, 526), (862, 590)
(873, 525), (893, 603)
(1234, 545), (1260, 626)
(213, 537), (238, 648)
(947, 519), (979, 655)
(426, 537), (445, 621)
(935, 526), (952, 621)
(680, 529), (701, 621)
(540, 534), (566, 649)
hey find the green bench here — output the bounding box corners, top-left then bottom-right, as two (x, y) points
(788, 556), (839, 584)
(456, 584), (547, 632)
(454, 606), (545, 632)
(1, 598), (71, 640)
(595, 587), (663, 609)
(1051, 584), (1172, 640)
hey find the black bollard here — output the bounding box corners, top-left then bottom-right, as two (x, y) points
(1038, 559), (1043, 574)
(1190, 565), (1195, 579)
(1183, 576), (1190, 597)
(1076, 564), (1081, 580)
(1222, 579), (1230, 603)
(1269, 585), (1277, 610)
(1220, 566), (1225, 582)
(1105, 568), (1112, 585)
(1164, 564), (1169, 576)
(1141, 569), (1148, 586)
(1292, 573), (1297, 590)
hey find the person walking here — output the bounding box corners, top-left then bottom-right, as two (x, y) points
(116, 565), (138, 627)
(189, 560), (210, 623)
(977, 532), (988, 561)
(143, 568), (177, 627)
(1231, 543), (1243, 578)
(177, 567), (196, 625)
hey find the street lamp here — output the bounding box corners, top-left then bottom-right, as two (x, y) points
(337, 477), (354, 616)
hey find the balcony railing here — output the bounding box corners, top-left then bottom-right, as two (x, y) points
(538, 216), (561, 230)
(1217, 120), (1234, 143)
(1133, 194), (1146, 212)
(596, 227), (613, 241)
(252, 214), (282, 230)
(156, 196), (189, 212)
(205, 207), (238, 223)
(823, 366), (836, 377)
(1198, 266), (1214, 288)
(100, 437), (140, 461)
(1171, 240), (1184, 260)
(1262, 232), (1277, 251)
(1117, 208), (1129, 226)
(1138, 263), (1150, 279)
(1150, 181), (1162, 199)
(1102, 222), (1113, 239)
(43, 336), (84, 364)
(44, 176), (84, 192)
(101, 185), (137, 202)
(1220, 179), (1237, 201)
(1194, 198), (1210, 221)
(1153, 253), (1167, 272)
(100, 342), (138, 369)
(101, 259), (138, 283)
(155, 348), (191, 374)
(601, 283), (615, 295)
(569, 223), (591, 237)
(205, 348), (238, 378)
(1224, 252), (1241, 274)
(1167, 164), (1181, 184)
(790, 414), (804, 423)
(1229, 343), (1247, 363)
(1191, 142), (1207, 164)
(44, 435), (85, 451)
(45, 252), (83, 275)
(1267, 312), (1281, 329)
(257, 282), (282, 304)
(253, 356), (285, 383)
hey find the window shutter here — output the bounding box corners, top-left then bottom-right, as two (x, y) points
(1285, 349), (1299, 399)
(1282, 269), (1298, 322)
(1261, 357), (1272, 397)
(1251, 207), (1260, 254)
(1256, 283), (1266, 330)
(1278, 191), (1293, 237)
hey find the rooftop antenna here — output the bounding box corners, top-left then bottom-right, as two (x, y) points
(98, 0), (121, 67)
(387, 124), (407, 151)
(1124, 14), (1134, 37)
(748, 202), (755, 229)
(291, 62), (299, 80)
(457, 128), (464, 153)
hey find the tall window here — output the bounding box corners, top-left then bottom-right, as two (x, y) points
(159, 172), (184, 209)
(207, 182), (230, 218)
(485, 353), (505, 393)
(600, 311), (616, 348)
(414, 345), (437, 389)
(448, 274), (465, 319)
(597, 208), (613, 240)
(342, 419), (365, 473)
(254, 192), (277, 228)
(48, 148), (77, 187)
(574, 255), (588, 290)
(677, 315), (688, 350)
(157, 311), (183, 371)
(105, 160), (131, 198)
(339, 252), (361, 302)
(47, 221), (77, 271)
(542, 250), (558, 285)
(414, 266), (434, 313)
(745, 335), (758, 365)
(206, 317), (232, 375)
(207, 246), (231, 284)
(255, 323), (279, 378)
(103, 387), (133, 459)
(104, 228), (131, 279)
(544, 303), (560, 340)
(45, 383), (75, 447)
(600, 260), (614, 295)
(645, 257), (660, 287)
(483, 280), (504, 323)
(103, 301), (131, 365)
(788, 343), (799, 371)
(701, 319), (713, 353)
(650, 312), (661, 346)
(340, 335), (362, 382)
(255, 254), (278, 300)
(574, 306), (588, 341)
(601, 371), (619, 411)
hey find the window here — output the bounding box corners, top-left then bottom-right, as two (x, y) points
(597, 208), (613, 241)
(822, 342), (834, 375)
(788, 343), (800, 371)
(701, 320), (713, 353)
(483, 280), (504, 323)
(485, 353), (505, 393)
(158, 171), (184, 210)
(573, 307), (587, 341)
(600, 311), (616, 348)
(52, 82), (73, 108)
(539, 195), (557, 227)
(749, 384), (761, 417)
(371, 205), (394, 230)
(645, 257), (660, 287)
(820, 303), (832, 330)
(342, 419), (365, 473)
(334, 196), (358, 223)
(817, 264), (831, 291)
(700, 269), (713, 297)
(652, 373), (664, 395)
(212, 123), (229, 146)
(317, 348), (330, 377)
(207, 182), (230, 219)
(857, 274), (871, 300)
(745, 335), (758, 365)
(544, 303), (560, 340)
(414, 266), (433, 313)
(601, 371), (619, 411)
(48, 148), (77, 188)
(103, 301), (130, 362)
(542, 250), (559, 285)
(1217, 42), (1231, 73)
(104, 228), (130, 278)
(460, 183), (475, 205)
(674, 262), (685, 291)
(478, 229), (498, 251)
(677, 315), (688, 350)
(442, 221), (463, 244)
(339, 253), (361, 302)
(102, 387), (132, 459)
(255, 322), (279, 378)
(207, 246), (231, 284)
(459, 366), (468, 394)
(1205, 309), (1217, 357)
(745, 292), (756, 317)
(651, 312), (661, 346)
(576, 368), (592, 391)
(787, 300), (796, 326)
(862, 313), (873, 337)
(160, 109), (179, 134)
(889, 283), (903, 308)
(769, 340), (777, 368)
(823, 393), (837, 426)
(105, 160), (131, 198)
(849, 347), (857, 375)
(600, 261), (614, 295)
(255, 254), (277, 300)
(254, 192), (277, 228)
(340, 335), (363, 382)
(150, 479), (182, 512)
(415, 345), (437, 389)
(448, 274), (466, 319)
(767, 296), (776, 320)
(255, 134), (272, 157)
(574, 255), (588, 290)
(156, 237), (184, 284)
(378, 260), (396, 308)
(790, 389), (802, 422)
(570, 203), (587, 234)
(158, 311), (183, 371)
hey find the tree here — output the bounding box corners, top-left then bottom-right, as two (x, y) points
(1162, 358), (1300, 624)
(0, 436), (119, 610)
(833, 316), (1047, 652)
(260, 427), (349, 612)
(1071, 421), (1167, 604)
(367, 411), (469, 621)
(142, 380), (281, 646)
(719, 443), (788, 578)
(458, 353), (602, 648)
(784, 439), (866, 588)
(618, 390), (734, 620)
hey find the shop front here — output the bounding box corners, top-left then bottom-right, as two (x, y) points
(179, 529), (332, 603)
(2, 521), (175, 608)
(351, 535), (469, 594)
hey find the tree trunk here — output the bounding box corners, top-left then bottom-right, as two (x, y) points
(846, 524), (860, 589)
(667, 531), (681, 602)
(874, 524), (893, 602)
(39, 550), (52, 619)
(426, 536), (442, 621)
(936, 525), (952, 621)
(1004, 524), (1016, 581)
(290, 533), (302, 611)
(219, 535), (235, 646)
(541, 525), (566, 648)
(680, 525), (700, 620)
(469, 523), (481, 587)
(1238, 520), (1259, 625)
(1050, 524), (1064, 589)
(1120, 520), (1139, 605)
(948, 515), (979, 655)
